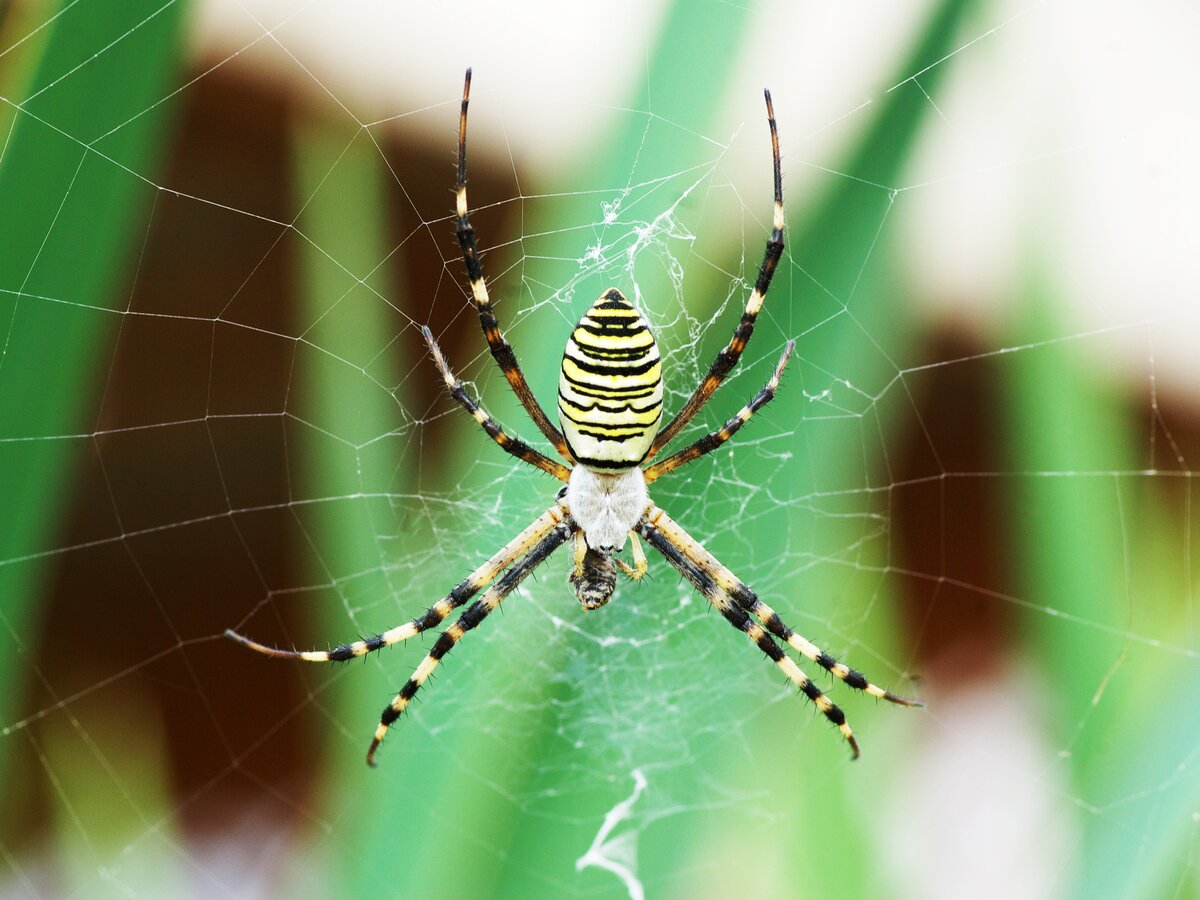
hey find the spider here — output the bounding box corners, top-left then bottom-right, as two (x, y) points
(227, 70), (922, 766)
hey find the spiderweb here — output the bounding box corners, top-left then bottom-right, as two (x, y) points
(1, 2), (1198, 898)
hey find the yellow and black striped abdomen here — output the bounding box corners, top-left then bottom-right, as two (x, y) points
(559, 289), (663, 469)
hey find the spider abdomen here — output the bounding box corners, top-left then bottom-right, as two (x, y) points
(558, 289), (663, 468)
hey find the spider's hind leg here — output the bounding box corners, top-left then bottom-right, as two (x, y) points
(746, 601), (924, 708)
(228, 505), (569, 664)
(640, 507), (861, 757)
(646, 505), (923, 708)
(368, 512), (575, 765)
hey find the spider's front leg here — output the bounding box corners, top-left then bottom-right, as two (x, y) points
(454, 68), (572, 463)
(646, 87), (785, 459)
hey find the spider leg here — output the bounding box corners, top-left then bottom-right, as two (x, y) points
(226, 504), (569, 663)
(615, 532), (647, 581)
(422, 326), (571, 481)
(638, 506), (861, 758)
(643, 505), (922, 708)
(455, 69), (573, 463)
(367, 512), (575, 765)
(643, 341), (792, 485)
(647, 89), (785, 459)
(571, 530), (588, 581)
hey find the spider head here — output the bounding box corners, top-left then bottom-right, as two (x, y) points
(569, 545), (617, 611)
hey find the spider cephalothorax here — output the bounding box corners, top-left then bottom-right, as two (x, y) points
(228, 69), (922, 766)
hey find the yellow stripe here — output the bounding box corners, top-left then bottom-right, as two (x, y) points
(564, 339), (658, 365)
(746, 288), (764, 316)
(413, 654), (440, 685)
(559, 398), (661, 427)
(573, 328), (655, 350)
(585, 307), (644, 318)
(562, 357), (661, 388)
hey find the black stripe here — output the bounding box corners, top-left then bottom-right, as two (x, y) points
(430, 631), (457, 660)
(412, 606), (448, 633)
(578, 322), (647, 336)
(588, 309), (643, 321)
(569, 453), (641, 470)
(567, 340), (656, 360)
(571, 427), (647, 442)
(844, 670), (868, 691)
(755, 238), (783, 296)
(328, 644), (358, 662)
(558, 390), (661, 414)
(565, 350), (658, 372)
(747, 623), (785, 663)
(561, 371), (661, 398)
(581, 311), (642, 322)
(569, 341), (655, 361)
(595, 297), (634, 310)
(563, 354), (660, 378)
(581, 311), (641, 322)
(557, 404), (660, 429)
(456, 600), (489, 632)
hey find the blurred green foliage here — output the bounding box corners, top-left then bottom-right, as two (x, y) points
(0, 1), (188, 881)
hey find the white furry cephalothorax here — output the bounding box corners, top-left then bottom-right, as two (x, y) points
(564, 465), (648, 551)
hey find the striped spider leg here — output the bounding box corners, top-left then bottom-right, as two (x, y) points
(643, 339), (794, 485)
(226, 503), (573, 764)
(638, 506), (923, 759)
(644, 88), (786, 460)
(454, 68), (574, 464)
(420, 325), (571, 482)
(365, 510), (575, 764)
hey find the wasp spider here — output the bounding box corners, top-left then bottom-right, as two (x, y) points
(227, 70), (923, 766)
